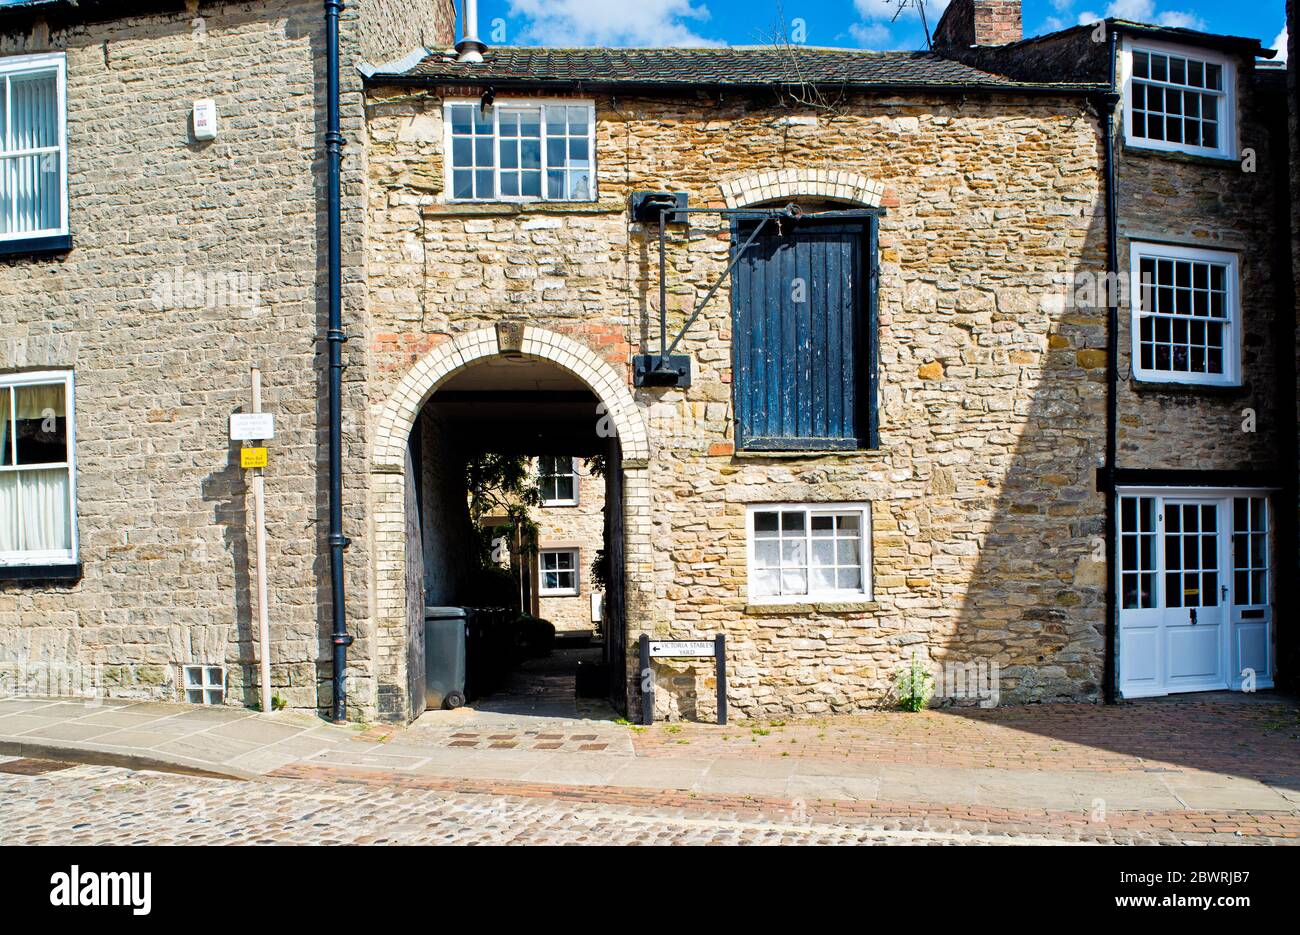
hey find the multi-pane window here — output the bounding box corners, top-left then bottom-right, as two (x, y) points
(539, 548), (579, 596)
(448, 104), (496, 200)
(1120, 495), (1157, 610)
(1127, 45), (1232, 157)
(747, 504), (870, 602)
(1232, 496), (1268, 607)
(446, 100), (595, 203)
(543, 105), (592, 200)
(537, 456), (578, 506)
(0, 370), (76, 566)
(1131, 243), (1238, 386)
(1163, 502), (1219, 610)
(0, 52), (67, 242)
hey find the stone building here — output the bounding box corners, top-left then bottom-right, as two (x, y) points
(532, 456), (605, 635)
(0, 0), (455, 713)
(1, 0), (1293, 724)
(362, 0), (1293, 720)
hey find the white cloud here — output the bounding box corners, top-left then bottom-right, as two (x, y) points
(506, 0), (720, 47)
(847, 0), (950, 49)
(1271, 25), (1289, 63)
(853, 0), (951, 24)
(1154, 11), (1207, 30)
(849, 21), (894, 47)
(1075, 1), (1204, 32)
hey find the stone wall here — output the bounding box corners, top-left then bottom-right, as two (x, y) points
(363, 74), (1289, 719)
(535, 459), (605, 633)
(0, 0), (444, 718)
(363, 87), (1118, 718)
(1114, 52), (1285, 471)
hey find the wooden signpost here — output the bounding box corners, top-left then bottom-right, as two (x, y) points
(639, 633), (727, 726)
(232, 369), (274, 716)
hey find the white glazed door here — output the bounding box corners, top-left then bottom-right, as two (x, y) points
(1159, 499), (1226, 692)
(1119, 493), (1234, 697)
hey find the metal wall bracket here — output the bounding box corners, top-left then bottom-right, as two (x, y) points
(630, 191), (688, 224)
(633, 354), (692, 388)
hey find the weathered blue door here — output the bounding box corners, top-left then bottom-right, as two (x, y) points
(731, 219), (876, 450)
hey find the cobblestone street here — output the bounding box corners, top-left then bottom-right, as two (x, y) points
(5, 754), (1297, 845)
(0, 758), (1104, 846)
(3, 696), (1300, 845)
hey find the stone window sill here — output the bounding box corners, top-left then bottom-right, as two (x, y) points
(0, 233), (72, 259)
(1128, 378), (1251, 399)
(732, 448), (885, 461)
(0, 562), (83, 584)
(423, 201), (624, 218)
(1120, 143), (1239, 169)
(746, 600), (879, 616)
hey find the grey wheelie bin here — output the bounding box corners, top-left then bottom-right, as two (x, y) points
(424, 606), (469, 710)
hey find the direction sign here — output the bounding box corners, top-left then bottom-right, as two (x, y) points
(648, 640), (716, 658)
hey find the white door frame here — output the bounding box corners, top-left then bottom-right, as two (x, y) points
(1116, 485), (1275, 699)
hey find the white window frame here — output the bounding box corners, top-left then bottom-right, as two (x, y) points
(1129, 241), (1241, 387)
(745, 502), (872, 605)
(442, 97), (597, 204)
(0, 369), (78, 567)
(1120, 39), (1236, 160)
(538, 455), (579, 507)
(539, 547), (580, 596)
(0, 51), (69, 242)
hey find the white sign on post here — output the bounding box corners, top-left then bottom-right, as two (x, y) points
(230, 412), (275, 441)
(648, 640), (715, 658)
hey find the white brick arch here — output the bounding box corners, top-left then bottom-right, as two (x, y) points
(371, 326), (649, 472)
(367, 326), (654, 722)
(719, 168), (885, 210)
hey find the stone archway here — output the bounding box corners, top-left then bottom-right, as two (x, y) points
(368, 325), (652, 721)
(719, 168), (885, 209)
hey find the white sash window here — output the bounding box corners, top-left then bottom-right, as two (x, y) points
(1130, 242), (1240, 386)
(0, 52), (68, 242)
(0, 370), (77, 566)
(1123, 41), (1235, 159)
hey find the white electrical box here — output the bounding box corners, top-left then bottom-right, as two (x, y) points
(192, 99), (217, 140)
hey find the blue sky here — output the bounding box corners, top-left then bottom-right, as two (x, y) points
(475, 1), (1288, 56)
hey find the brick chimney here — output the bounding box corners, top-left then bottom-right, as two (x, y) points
(933, 0), (1023, 48)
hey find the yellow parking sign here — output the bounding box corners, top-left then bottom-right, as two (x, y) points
(241, 447), (268, 469)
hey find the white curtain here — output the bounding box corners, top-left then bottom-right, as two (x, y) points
(0, 473), (17, 553)
(21, 469), (69, 552)
(0, 468), (68, 554)
(14, 382), (63, 420)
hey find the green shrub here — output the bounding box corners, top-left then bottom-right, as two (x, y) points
(895, 653), (934, 712)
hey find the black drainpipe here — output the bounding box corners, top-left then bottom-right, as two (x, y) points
(325, 0), (352, 722)
(1100, 26), (1120, 705)
(1265, 88), (1298, 689)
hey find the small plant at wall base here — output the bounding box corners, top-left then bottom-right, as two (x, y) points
(895, 653), (935, 712)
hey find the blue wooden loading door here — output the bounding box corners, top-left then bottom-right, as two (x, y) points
(731, 219), (876, 450)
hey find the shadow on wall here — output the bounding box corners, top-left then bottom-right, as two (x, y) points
(200, 450), (255, 706)
(925, 157), (1296, 790)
